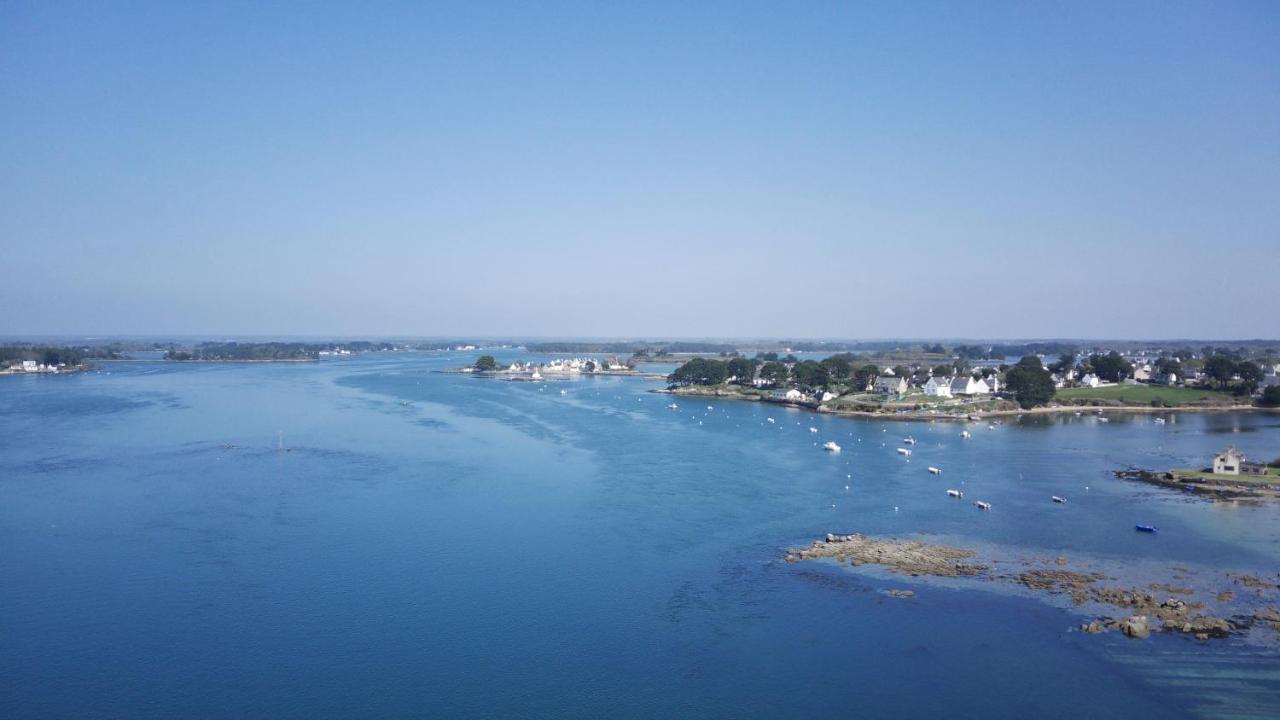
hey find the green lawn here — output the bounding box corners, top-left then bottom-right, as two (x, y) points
(1172, 467), (1280, 485)
(1055, 384), (1237, 405)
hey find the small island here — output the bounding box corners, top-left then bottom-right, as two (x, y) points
(446, 354), (667, 380)
(1116, 447), (1280, 501)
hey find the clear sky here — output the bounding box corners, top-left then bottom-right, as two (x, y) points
(2, 1), (1277, 339)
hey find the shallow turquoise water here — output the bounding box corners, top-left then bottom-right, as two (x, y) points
(2, 352), (1278, 718)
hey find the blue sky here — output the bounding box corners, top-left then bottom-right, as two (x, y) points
(2, 1), (1277, 339)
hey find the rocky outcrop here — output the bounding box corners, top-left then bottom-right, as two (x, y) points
(786, 534), (987, 578)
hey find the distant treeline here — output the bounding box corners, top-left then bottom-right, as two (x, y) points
(526, 341), (740, 355)
(0, 344), (128, 366)
(164, 341), (402, 361)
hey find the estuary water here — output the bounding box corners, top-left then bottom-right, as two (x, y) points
(2, 351), (1278, 719)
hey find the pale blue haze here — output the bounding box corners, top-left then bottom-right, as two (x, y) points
(2, 355), (1279, 717)
(1, 1), (1278, 336)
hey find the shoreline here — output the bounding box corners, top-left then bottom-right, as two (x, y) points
(653, 385), (1274, 423)
(787, 532), (1280, 642)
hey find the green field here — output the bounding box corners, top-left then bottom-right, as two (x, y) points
(1172, 467), (1280, 485)
(1055, 384), (1237, 405)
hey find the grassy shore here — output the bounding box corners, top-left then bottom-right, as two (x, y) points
(1056, 385), (1238, 405)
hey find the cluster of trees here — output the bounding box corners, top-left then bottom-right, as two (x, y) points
(668, 354), (887, 393)
(474, 355), (498, 371)
(1004, 356), (1056, 409)
(668, 358), (733, 386)
(1084, 352), (1133, 383)
(165, 342), (325, 361)
(1203, 355), (1264, 395)
(0, 345), (88, 366)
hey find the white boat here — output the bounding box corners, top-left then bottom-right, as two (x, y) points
(974, 501), (992, 510)
(1099, 417), (1110, 423)
(947, 489), (963, 498)
(530, 370), (543, 380)
(1052, 496), (1067, 504)
(559, 389), (566, 395)
(928, 467), (942, 475)
(809, 427), (818, 433)
(960, 431), (972, 439)
(766, 418), (776, 424)
(903, 437), (916, 445)
(1153, 418), (1166, 424)
(667, 403), (678, 410)
(896, 448), (912, 456)
(823, 441), (841, 453)
(707, 406), (713, 411)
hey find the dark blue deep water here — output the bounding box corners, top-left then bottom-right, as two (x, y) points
(3, 352), (1278, 718)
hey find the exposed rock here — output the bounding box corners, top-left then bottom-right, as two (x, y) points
(1216, 591), (1234, 603)
(1120, 616), (1150, 639)
(1232, 574), (1279, 590)
(1253, 607), (1280, 623)
(887, 589), (915, 598)
(787, 534), (987, 577)
(1079, 620), (1107, 634)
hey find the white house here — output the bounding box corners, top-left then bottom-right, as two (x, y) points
(1078, 373), (1101, 388)
(21, 360), (38, 373)
(1132, 364), (1152, 382)
(770, 388), (808, 402)
(924, 376), (953, 397)
(949, 376), (990, 396)
(1213, 446), (1266, 476)
(873, 375), (907, 395)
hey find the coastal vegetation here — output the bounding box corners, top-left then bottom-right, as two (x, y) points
(1004, 356), (1056, 409)
(1056, 385), (1238, 407)
(474, 355), (498, 371)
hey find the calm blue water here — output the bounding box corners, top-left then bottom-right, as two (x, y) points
(3, 352), (1278, 719)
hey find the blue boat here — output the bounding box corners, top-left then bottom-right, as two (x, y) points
(1134, 524), (1158, 533)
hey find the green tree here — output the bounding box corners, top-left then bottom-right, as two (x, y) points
(1236, 361), (1263, 395)
(1050, 353), (1076, 375)
(1259, 385), (1280, 407)
(1005, 356), (1055, 409)
(726, 357), (758, 385)
(932, 364), (954, 378)
(852, 364), (879, 391)
(474, 355), (498, 371)
(1154, 356), (1182, 377)
(791, 360), (830, 390)
(758, 361), (789, 386)
(668, 358), (728, 387)
(1087, 352), (1133, 383)
(1203, 355), (1238, 389)
(819, 356), (851, 381)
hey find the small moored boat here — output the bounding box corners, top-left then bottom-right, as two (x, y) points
(974, 501), (992, 510)
(823, 441), (841, 453)
(1135, 524), (1157, 533)
(928, 467), (941, 475)
(960, 431), (972, 439)
(947, 489), (963, 498)
(896, 448), (912, 456)
(1051, 495), (1067, 504)
(809, 427), (818, 433)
